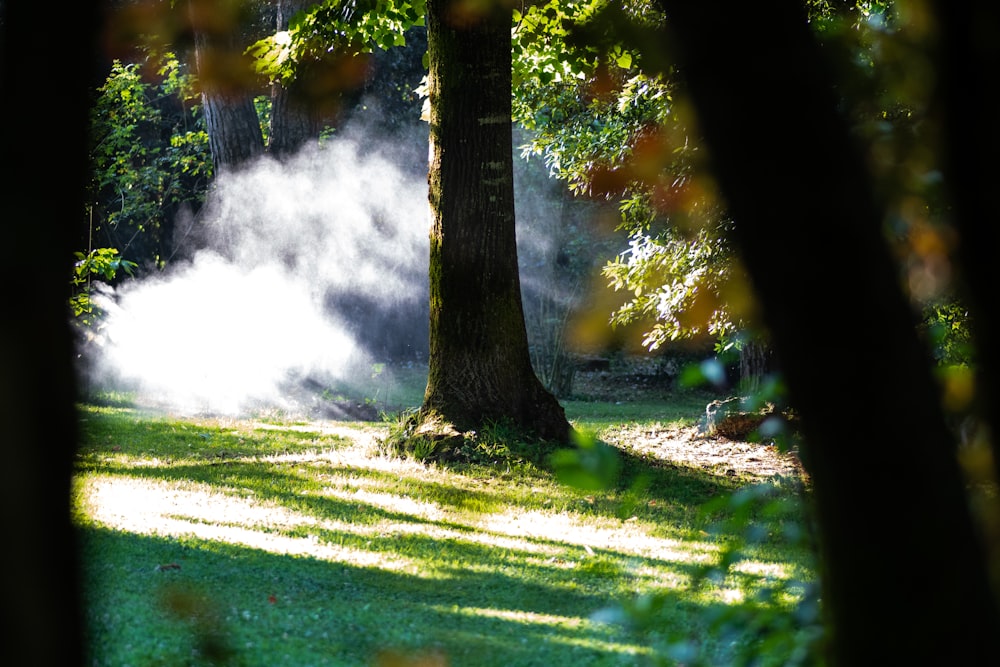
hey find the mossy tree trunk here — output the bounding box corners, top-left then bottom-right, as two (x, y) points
(420, 0), (571, 443)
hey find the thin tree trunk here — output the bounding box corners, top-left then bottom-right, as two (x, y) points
(421, 0), (571, 442)
(654, 1), (1000, 663)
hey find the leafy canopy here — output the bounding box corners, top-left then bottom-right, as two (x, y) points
(249, 0), (426, 84)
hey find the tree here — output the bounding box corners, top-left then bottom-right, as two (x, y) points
(87, 54), (212, 270)
(188, 0), (266, 172)
(511, 0), (764, 386)
(257, 0), (572, 444)
(417, 0), (572, 444)
(0, 1), (95, 663)
(267, 0), (326, 158)
(647, 1), (1000, 663)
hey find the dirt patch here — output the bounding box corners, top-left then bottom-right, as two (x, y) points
(603, 422), (805, 482)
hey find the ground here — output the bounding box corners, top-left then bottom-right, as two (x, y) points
(604, 423), (803, 480)
(81, 418), (803, 548)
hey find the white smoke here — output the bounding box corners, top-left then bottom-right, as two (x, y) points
(81, 126), (600, 416)
(86, 135), (430, 415)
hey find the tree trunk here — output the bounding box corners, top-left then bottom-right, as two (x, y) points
(654, 1), (1000, 664)
(267, 0), (324, 159)
(929, 0), (1000, 492)
(200, 91), (265, 171)
(190, 0), (265, 172)
(738, 337), (769, 396)
(420, 0), (571, 442)
(0, 2), (92, 663)
(269, 81), (322, 158)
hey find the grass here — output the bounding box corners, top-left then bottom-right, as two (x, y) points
(74, 378), (817, 667)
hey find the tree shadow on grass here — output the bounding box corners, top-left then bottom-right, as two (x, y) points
(79, 459), (720, 585)
(80, 526), (729, 667)
(77, 448), (809, 665)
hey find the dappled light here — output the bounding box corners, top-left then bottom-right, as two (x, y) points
(75, 404), (813, 664)
(80, 475), (417, 571)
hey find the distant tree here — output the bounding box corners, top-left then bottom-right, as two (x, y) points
(266, 0), (376, 157)
(417, 0), (571, 443)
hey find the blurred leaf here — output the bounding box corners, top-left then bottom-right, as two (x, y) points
(551, 430), (620, 491)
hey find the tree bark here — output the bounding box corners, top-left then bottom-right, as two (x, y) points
(267, 0), (324, 159)
(654, 1), (1000, 664)
(421, 0), (571, 442)
(201, 90), (265, 171)
(190, 0), (265, 172)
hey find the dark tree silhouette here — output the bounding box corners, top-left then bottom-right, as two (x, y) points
(0, 2), (95, 664)
(654, 1), (1000, 663)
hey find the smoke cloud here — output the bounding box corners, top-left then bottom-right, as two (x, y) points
(85, 130), (430, 415)
(81, 121), (603, 416)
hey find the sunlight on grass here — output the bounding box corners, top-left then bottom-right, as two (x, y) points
(74, 402), (817, 666)
(76, 466), (726, 581)
(77, 475), (417, 571)
(481, 509), (719, 565)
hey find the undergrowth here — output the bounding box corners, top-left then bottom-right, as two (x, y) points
(377, 410), (563, 471)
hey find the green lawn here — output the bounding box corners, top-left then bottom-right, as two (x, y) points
(74, 385), (817, 666)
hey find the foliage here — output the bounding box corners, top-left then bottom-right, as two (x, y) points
(248, 0), (426, 85)
(513, 1), (671, 196)
(88, 53), (212, 272)
(512, 0), (752, 350)
(513, 0), (975, 365)
(651, 483), (824, 667)
(554, 429), (819, 666)
(604, 219), (739, 349)
(550, 430), (621, 491)
(70, 247), (138, 326)
(922, 300), (974, 367)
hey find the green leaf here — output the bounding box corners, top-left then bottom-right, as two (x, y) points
(551, 432), (620, 491)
